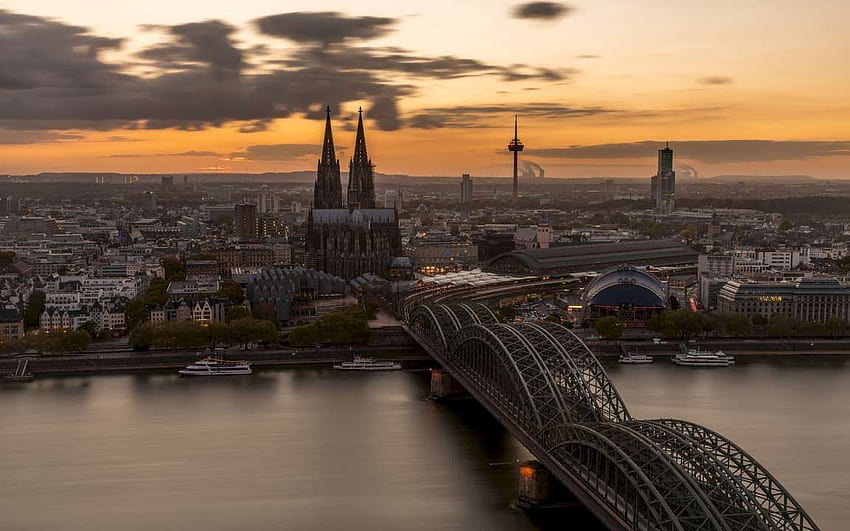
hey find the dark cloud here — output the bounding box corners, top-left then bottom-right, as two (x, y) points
(512, 2), (572, 20)
(526, 140), (850, 164)
(699, 76), (734, 85)
(139, 20), (244, 79)
(278, 46), (576, 84)
(0, 10), (124, 90)
(576, 54), (600, 59)
(0, 9), (574, 134)
(0, 130), (84, 144)
(254, 12), (395, 46)
(407, 103), (615, 129)
(229, 144), (321, 161)
(104, 150), (221, 158)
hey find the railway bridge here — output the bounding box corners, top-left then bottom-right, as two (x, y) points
(402, 302), (819, 531)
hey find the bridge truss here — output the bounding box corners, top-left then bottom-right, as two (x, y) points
(406, 303), (818, 531)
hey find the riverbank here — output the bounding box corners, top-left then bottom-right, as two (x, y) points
(0, 345), (431, 377)
(590, 338), (850, 358)
(5, 334), (850, 377)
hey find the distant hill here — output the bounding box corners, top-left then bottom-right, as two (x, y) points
(707, 174), (819, 184)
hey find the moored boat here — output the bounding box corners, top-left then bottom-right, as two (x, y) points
(619, 353), (654, 364)
(673, 348), (734, 367)
(333, 355), (401, 371)
(179, 357), (252, 376)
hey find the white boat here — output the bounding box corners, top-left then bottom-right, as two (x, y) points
(333, 355), (401, 371)
(673, 349), (735, 367)
(619, 353), (654, 364)
(179, 357), (252, 376)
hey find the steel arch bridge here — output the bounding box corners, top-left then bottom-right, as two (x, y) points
(405, 303), (818, 531)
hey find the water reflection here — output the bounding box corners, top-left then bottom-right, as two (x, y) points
(0, 359), (847, 530)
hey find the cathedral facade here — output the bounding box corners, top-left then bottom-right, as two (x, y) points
(305, 108), (401, 280)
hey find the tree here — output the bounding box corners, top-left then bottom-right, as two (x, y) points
(594, 316), (625, 341)
(647, 310), (704, 340)
(162, 257), (186, 281)
(288, 307), (371, 347)
(24, 291), (45, 328)
(79, 320), (100, 339)
(711, 312), (751, 337)
(143, 279), (169, 306)
(54, 330), (90, 352)
(129, 323), (156, 351)
(0, 251), (15, 265)
(125, 299), (146, 330)
(766, 314), (793, 338)
(217, 280), (245, 302)
(225, 306), (250, 322)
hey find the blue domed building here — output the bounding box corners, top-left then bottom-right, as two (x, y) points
(583, 265), (667, 323)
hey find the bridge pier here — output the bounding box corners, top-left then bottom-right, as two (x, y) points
(516, 460), (578, 510)
(517, 460), (553, 507)
(429, 368), (467, 398)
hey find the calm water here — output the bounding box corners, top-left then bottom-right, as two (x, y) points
(1, 358), (849, 530)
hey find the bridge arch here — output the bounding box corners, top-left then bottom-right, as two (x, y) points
(403, 302), (820, 530)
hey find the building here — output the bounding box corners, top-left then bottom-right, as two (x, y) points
(514, 225), (550, 250)
(460, 174), (473, 204)
(186, 260), (219, 278)
(473, 230), (516, 261)
(383, 189), (403, 211)
(583, 266), (667, 323)
(698, 253), (736, 277)
(405, 231), (478, 275)
(305, 108), (402, 279)
(234, 203), (258, 239)
(651, 143), (676, 214)
(212, 247), (276, 272)
(0, 307), (24, 338)
(485, 240), (697, 276)
(246, 267), (348, 327)
(717, 277), (850, 323)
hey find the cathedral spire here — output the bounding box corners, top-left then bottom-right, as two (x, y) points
(347, 106), (376, 209)
(321, 106), (336, 166)
(314, 106), (342, 209)
(352, 107), (369, 167)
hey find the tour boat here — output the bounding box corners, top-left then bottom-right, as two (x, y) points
(618, 353), (654, 364)
(179, 357), (252, 376)
(2, 359), (34, 382)
(673, 349), (735, 367)
(333, 355), (401, 371)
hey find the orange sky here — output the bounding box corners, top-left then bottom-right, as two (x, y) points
(1, 1), (849, 178)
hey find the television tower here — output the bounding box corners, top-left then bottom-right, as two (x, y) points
(507, 114), (524, 200)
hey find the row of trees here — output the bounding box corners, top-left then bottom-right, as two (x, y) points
(287, 306), (374, 347)
(592, 310), (849, 341)
(129, 317), (278, 351)
(0, 330), (90, 355)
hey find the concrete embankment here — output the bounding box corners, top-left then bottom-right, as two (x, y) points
(592, 339), (850, 358)
(0, 346), (430, 377)
(1, 326), (430, 377)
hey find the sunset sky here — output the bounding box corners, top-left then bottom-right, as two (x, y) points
(0, 1), (848, 178)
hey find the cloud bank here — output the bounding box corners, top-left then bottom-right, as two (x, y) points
(0, 9), (573, 136)
(527, 140), (850, 164)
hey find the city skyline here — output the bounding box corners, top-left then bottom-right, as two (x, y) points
(1, 1), (849, 178)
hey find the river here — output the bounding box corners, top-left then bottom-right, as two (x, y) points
(1, 357), (848, 530)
